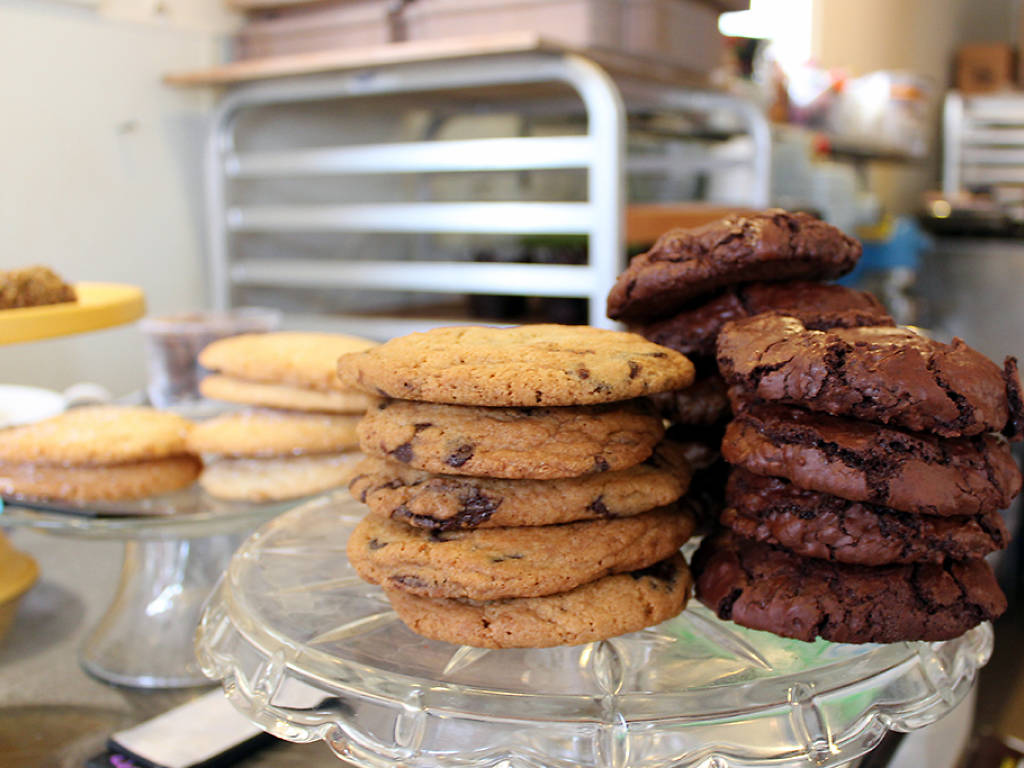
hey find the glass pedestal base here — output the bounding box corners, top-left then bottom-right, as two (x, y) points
(0, 487), (314, 689)
(80, 535), (242, 688)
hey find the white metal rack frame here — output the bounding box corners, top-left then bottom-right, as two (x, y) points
(943, 91), (1024, 195)
(204, 49), (770, 335)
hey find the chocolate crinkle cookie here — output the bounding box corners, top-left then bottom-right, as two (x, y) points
(721, 404), (1022, 517)
(693, 530), (1007, 644)
(637, 281), (892, 358)
(722, 468), (1009, 566)
(606, 210), (861, 322)
(718, 314), (1024, 439)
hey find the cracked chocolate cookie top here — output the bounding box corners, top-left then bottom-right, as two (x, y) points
(357, 397), (664, 479)
(347, 505), (696, 601)
(336, 324), (694, 406)
(718, 314), (1024, 439)
(637, 281), (892, 358)
(606, 210), (861, 321)
(349, 439), (691, 530)
(693, 529), (1007, 643)
(722, 468), (1009, 566)
(721, 404), (1022, 516)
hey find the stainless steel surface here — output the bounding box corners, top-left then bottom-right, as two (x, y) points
(918, 237), (1024, 365)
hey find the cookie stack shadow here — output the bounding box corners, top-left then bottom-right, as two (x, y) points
(337, 324), (700, 649)
(186, 331), (376, 502)
(695, 313), (1024, 643)
(606, 209), (893, 529)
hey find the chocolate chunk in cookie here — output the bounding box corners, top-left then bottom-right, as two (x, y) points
(347, 506), (696, 600)
(607, 210), (861, 321)
(385, 553), (692, 648)
(718, 314), (1024, 439)
(358, 398), (664, 479)
(721, 404), (1021, 516)
(349, 440), (691, 531)
(693, 530), (1007, 643)
(638, 281), (892, 358)
(722, 468), (1009, 566)
(337, 324), (693, 406)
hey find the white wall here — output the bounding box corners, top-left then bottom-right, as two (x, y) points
(0, 0), (233, 396)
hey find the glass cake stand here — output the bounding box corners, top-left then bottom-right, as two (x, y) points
(0, 487), (332, 688)
(196, 495), (994, 768)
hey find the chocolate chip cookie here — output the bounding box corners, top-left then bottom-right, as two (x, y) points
(693, 530), (1007, 643)
(606, 210), (861, 321)
(336, 324), (694, 406)
(722, 468), (1009, 566)
(358, 398), (664, 479)
(385, 553), (692, 648)
(347, 506), (696, 600)
(718, 314), (1024, 439)
(638, 281), (892, 358)
(721, 404), (1021, 517)
(349, 440), (691, 530)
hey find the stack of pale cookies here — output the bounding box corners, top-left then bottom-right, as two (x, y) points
(188, 331), (375, 502)
(0, 406), (198, 502)
(338, 324), (699, 648)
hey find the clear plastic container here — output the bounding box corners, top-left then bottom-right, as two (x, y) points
(139, 308), (281, 408)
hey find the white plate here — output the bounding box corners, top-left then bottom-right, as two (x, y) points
(0, 385), (65, 428)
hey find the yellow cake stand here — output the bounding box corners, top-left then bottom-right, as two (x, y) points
(0, 531), (39, 643)
(0, 283), (146, 345)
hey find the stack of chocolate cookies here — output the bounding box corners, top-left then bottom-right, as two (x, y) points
(606, 209), (892, 524)
(695, 313), (1024, 643)
(337, 324), (699, 648)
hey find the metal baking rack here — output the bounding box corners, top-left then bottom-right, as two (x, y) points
(173, 36), (770, 336)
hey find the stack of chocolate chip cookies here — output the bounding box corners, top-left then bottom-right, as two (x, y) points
(188, 331), (375, 502)
(337, 324), (700, 648)
(606, 210), (892, 525)
(695, 313), (1024, 643)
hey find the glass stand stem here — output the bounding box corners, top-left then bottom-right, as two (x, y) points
(79, 533), (242, 688)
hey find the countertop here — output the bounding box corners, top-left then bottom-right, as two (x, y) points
(0, 526), (341, 768)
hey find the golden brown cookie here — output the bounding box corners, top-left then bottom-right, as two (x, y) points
(347, 506), (695, 600)
(199, 331), (376, 392)
(357, 398), (664, 479)
(187, 409), (361, 458)
(200, 374), (373, 414)
(0, 456), (201, 502)
(349, 441), (691, 530)
(336, 324), (694, 406)
(199, 453), (362, 502)
(0, 406), (193, 465)
(0, 266), (76, 309)
(385, 554), (692, 648)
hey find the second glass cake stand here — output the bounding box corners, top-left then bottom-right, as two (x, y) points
(0, 487), (328, 688)
(196, 495), (993, 768)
